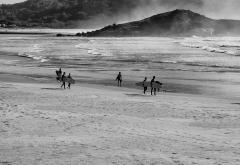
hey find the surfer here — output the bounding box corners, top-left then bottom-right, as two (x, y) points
(143, 77), (148, 94)
(151, 76), (156, 95)
(58, 68), (62, 76)
(67, 73), (72, 89)
(56, 68), (62, 82)
(61, 72), (66, 89)
(116, 72), (122, 87)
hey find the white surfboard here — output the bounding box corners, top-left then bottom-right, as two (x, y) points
(136, 81), (162, 88)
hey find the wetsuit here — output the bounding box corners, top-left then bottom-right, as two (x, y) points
(151, 78), (156, 95)
(61, 74), (66, 89)
(143, 79), (147, 94)
(116, 74), (122, 87)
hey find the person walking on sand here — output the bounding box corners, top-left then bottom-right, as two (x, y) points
(56, 68), (62, 82)
(143, 77), (148, 94)
(116, 72), (122, 87)
(67, 73), (72, 89)
(151, 76), (156, 95)
(58, 68), (62, 76)
(61, 72), (66, 89)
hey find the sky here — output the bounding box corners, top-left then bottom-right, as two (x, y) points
(127, 0), (240, 20)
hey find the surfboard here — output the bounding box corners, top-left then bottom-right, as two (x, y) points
(56, 70), (62, 81)
(67, 78), (75, 84)
(136, 81), (162, 88)
(56, 70), (62, 76)
(62, 77), (75, 84)
(55, 70), (75, 84)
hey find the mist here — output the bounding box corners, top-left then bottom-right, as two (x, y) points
(75, 0), (240, 28)
(105, 0), (238, 26)
(131, 0), (240, 21)
(198, 0), (240, 20)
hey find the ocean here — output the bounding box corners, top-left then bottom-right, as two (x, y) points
(1, 30), (240, 99)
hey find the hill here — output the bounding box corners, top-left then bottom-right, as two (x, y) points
(80, 9), (240, 37)
(0, 0), (141, 28)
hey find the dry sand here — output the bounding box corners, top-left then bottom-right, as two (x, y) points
(0, 73), (240, 165)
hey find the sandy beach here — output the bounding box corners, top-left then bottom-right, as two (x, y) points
(1, 33), (240, 165)
(1, 69), (240, 165)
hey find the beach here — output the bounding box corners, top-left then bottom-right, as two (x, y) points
(0, 33), (240, 165)
(0, 68), (240, 165)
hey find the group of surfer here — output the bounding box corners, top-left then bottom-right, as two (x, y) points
(116, 72), (162, 95)
(56, 68), (73, 89)
(144, 76), (161, 95)
(56, 68), (161, 95)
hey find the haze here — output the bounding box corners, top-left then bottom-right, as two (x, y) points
(126, 0), (240, 21)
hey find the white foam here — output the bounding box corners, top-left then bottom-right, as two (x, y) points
(31, 44), (44, 53)
(75, 43), (89, 50)
(180, 42), (201, 48)
(160, 60), (178, 64)
(18, 53), (48, 63)
(225, 50), (240, 56)
(87, 49), (101, 55)
(179, 38), (240, 56)
(219, 43), (240, 48)
(202, 46), (226, 53)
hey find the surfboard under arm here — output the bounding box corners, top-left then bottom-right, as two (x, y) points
(136, 81), (162, 88)
(62, 77), (75, 84)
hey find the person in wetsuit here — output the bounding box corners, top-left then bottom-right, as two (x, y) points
(67, 73), (72, 89)
(61, 72), (66, 89)
(58, 68), (62, 76)
(56, 68), (62, 82)
(151, 76), (156, 95)
(116, 72), (122, 87)
(143, 77), (148, 94)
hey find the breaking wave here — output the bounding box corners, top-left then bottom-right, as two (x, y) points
(18, 53), (48, 63)
(87, 49), (102, 56)
(180, 42), (240, 56)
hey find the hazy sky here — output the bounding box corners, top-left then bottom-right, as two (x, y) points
(0, 0), (25, 4)
(131, 0), (240, 20)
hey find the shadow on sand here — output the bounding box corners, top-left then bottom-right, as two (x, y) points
(125, 93), (152, 97)
(232, 103), (240, 106)
(41, 88), (63, 90)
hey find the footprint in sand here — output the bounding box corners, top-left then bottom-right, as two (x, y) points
(2, 120), (9, 126)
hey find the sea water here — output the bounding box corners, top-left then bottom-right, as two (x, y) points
(1, 35), (240, 71)
(1, 30), (240, 99)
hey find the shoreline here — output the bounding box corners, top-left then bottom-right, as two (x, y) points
(0, 31), (50, 35)
(0, 68), (238, 101)
(0, 63), (239, 102)
(0, 28), (94, 35)
(0, 70), (204, 95)
(0, 48), (240, 102)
